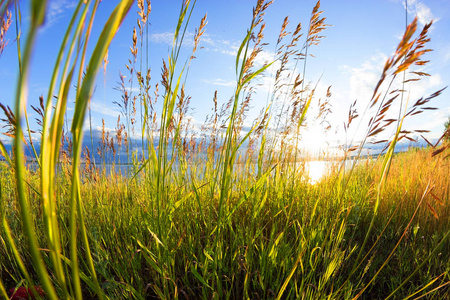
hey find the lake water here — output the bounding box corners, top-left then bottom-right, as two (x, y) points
(305, 160), (329, 184)
(24, 158), (365, 184)
(305, 158), (370, 184)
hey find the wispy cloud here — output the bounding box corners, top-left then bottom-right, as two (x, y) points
(218, 47), (239, 56)
(202, 78), (235, 87)
(402, 0), (438, 26)
(43, 0), (77, 29)
(124, 86), (141, 93)
(90, 100), (121, 118)
(150, 32), (195, 47)
(149, 32), (174, 44)
(188, 33), (240, 56)
(341, 53), (388, 103)
(254, 49), (275, 67)
(149, 31), (241, 56)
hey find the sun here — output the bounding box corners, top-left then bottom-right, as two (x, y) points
(297, 125), (329, 157)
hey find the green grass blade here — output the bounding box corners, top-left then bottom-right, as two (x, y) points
(68, 1), (133, 298)
(1, 218), (36, 295)
(0, 139), (12, 167)
(0, 280), (8, 299)
(241, 61), (274, 88)
(191, 264), (213, 290)
(71, 0), (133, 135)
(12, 0), (59, 298)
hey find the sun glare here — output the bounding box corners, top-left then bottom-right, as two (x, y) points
(298, 126), (329, 156)
(306, 160), (328, 184)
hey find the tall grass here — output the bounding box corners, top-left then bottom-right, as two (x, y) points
(0, 0), (449, 299)
(1, 1), (133, 299)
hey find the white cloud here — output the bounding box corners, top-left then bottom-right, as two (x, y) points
(415, 2), (436, 25)
(150, 32), (174, 45)
(125, 86), (141, 93)
(0, 137), (12, 146)
(219, 47), (238, 56)
(90, 100), (121, 118)
(43, 0), (77, 29)
(254, 49), (275, 67)
(342, 53), (388, 103)
(402, 0), (438, 26)
(92, 125), (115, 135)
(150, 32), (195, 47)
(150, 31), (243, 57)
(200, 34), (240, 56)
(338, 50), (446, 146)
(202, 78), (235, 87)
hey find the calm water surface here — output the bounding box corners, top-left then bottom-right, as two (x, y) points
(26, 159), (368, 184)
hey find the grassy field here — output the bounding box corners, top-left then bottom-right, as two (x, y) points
(1, 146), (449, 299)
(0, 0), (449, 299)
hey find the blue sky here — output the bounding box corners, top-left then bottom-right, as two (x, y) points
(0, 0), (449, 154)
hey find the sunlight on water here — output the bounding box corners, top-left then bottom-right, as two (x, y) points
(306, 161), (328, 184)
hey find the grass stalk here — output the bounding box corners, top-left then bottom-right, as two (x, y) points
(12, 0), (59, 298)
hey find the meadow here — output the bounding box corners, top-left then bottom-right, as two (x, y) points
(0, 0), (449, 299)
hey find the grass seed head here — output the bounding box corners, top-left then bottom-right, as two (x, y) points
(0, 9), (11, 55)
